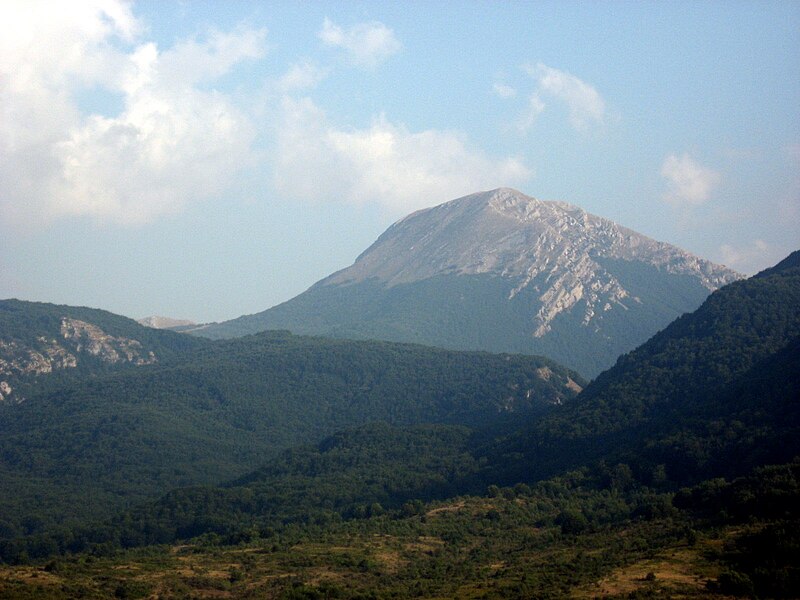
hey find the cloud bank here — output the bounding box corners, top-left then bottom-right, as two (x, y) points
(274, 97), (531, 212)
(0, 1), (265, 226)
(1, 6), (530, 227)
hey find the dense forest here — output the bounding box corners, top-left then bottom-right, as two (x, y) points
(0, 320), (581, 537)
(474, 254), (800, 487)
(0, 253), (797, 598)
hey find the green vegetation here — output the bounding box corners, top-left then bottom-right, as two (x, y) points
(0, 323), (581, 536)
(1, 459), (798, 598)
(0, 252), (798, 598)
(195, 259), (718, 379)
(477, 255), (800, 487)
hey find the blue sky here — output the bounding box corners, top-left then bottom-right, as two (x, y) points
(1, 1), (798, 322)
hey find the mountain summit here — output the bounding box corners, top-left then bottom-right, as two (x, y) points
(318, 188), (737, 336)
(196, 189), (741, 377)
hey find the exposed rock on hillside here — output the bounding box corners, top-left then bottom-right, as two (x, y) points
(0, 318), (156, 403)
(193, 188), (742, 378)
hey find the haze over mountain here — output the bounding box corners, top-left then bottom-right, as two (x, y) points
(195, 188), (741, 378)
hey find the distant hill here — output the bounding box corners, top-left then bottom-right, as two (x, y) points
(0, 313), (582, 536)
(137, 316), (196, 330)
(0, 299), (207, 403)
(194, 188), (741, 378)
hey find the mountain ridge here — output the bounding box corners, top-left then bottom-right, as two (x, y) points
(194, 188), (741, 378)
(0, 310), (583, 533)
(0, 299), (206, 403)
(320, 188), (735, 293)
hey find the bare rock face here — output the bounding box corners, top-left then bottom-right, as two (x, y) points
(137, 316), (196, 329)
(60, 318), (156, 365)
(0, 338), (77, 378)
(321, 188), (741, 338)
(0, 318), (156, 403)
(196, 188), (742, 378)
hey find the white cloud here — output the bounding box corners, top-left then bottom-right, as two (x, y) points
(517, 93), (546, 133)
(273, 97), (531, 213)
(318, 18), (401, 69)
(492, 82), (516, 98)
(525, 63), (606, 131)
(152, 26), (266, 86)
(0, 1), (266, 226)
(660, 153), (721, 206)
(719, 240), (769, 273)
(279, 61), (328, 92)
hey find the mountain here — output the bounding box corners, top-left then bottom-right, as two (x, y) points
(193, 188), (741, 378)
(0, 299), (206, 404)
(479, 250), (800, 487)
(0, 307), (582, 536)
(87, 252), (799, 554)
(1, 256), (797, 598)
(137, 316), (196, 330)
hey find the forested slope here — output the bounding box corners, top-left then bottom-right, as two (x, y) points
(477, 250), (800, 486)
(0, 329), (581, 537)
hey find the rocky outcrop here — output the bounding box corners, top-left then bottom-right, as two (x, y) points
(320, 188), (741, 337)
(0, 380), (12, 402)
(60, 318), (156, 365)
(0, 318), (156, 403)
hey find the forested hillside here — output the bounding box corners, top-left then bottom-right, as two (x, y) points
(0, 254), (797, 598)
(0, 328), (581, 538)
(0, 299), (208, 404)
(476, 250), (800, 487)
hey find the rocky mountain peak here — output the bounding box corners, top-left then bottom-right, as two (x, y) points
(318, 188), (741, 337)
(194, 188), (744, 377)
(137, 316), (196, 330)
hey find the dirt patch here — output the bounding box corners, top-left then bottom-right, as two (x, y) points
(306, 566), (349, 586)
(572, 548), (710, 598)
(426, 501), (466, 517)
(374, 549), (408, 574)
(0, 567), (62, 586)
(404, 535), (445, 555)
(566, 377), (583, 393)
